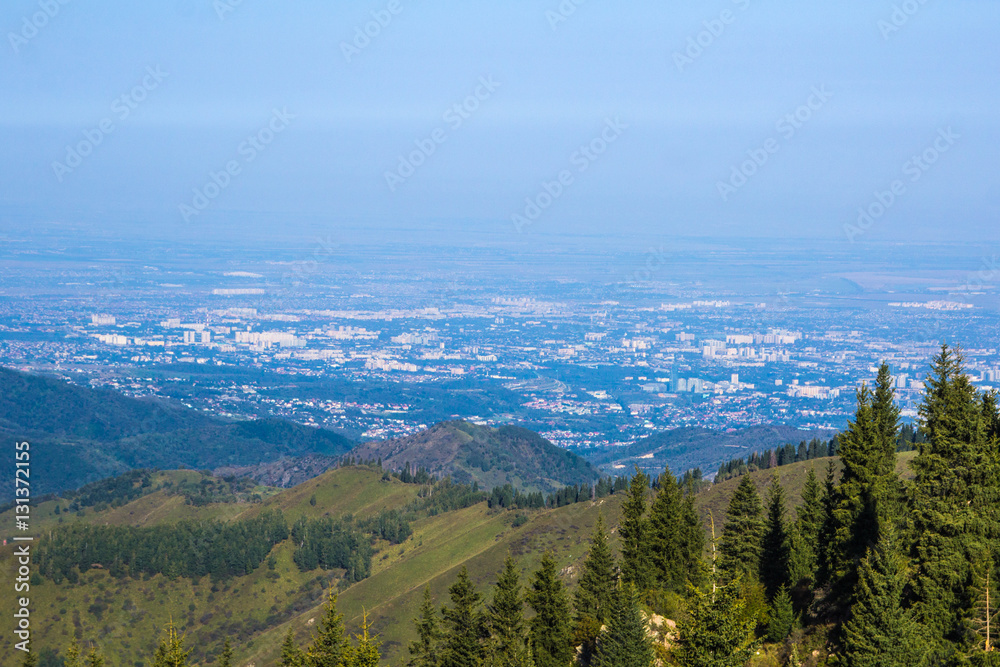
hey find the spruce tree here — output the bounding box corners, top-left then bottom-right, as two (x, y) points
(487, 556), (533, 667)
(841, 529), (925, 667)
(574, 514), (618, 658)
(592, 583), (655, 667)
(789, 468), (823, 586)
(440, 566), (486, 667)
(760, 474), (790, 599)
(649, 468), (683, 590)
(816, 459), (838, 586)
(620, 468), (654, 591)
(85, 648), (104, 667)
(218, 639), (233, 667)
(910, 344), (998, 646)
(153, 621), (189, 667)
(678, 490), (706, 588)
(64, 644), (82, 667)
(830, 363), (903, 596)
(527, 552), (574, 667)
(672, 576), (761, 667)
(21, 649), (37, 667)
(349, 611), (382, 667)
(719, 475), (764, 581)
(828, 384), (879, 588)
(766, 585), (794, 643)
(281, 628), (305, 667)
(409, 588), (442, 667)
(575, 514), (617, 624)
(306, 590), (349, 667)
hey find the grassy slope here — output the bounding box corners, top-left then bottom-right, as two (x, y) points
(0, 467), (419, 666)
(5, 453), (920, 666)
(695, 451), (917, 534)
(245, 495), (626, 666)
(0, 466), (622, 666)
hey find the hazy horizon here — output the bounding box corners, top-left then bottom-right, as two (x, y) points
(3, 1), (999, 245)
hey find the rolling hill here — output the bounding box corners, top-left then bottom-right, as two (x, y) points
(0, 449), (917, 666)
(0, 465), (622, 666)
(347, 420), (605, 494)
(0, 366), (355, 497)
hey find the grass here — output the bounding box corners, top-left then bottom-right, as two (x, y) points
(1, 452), (919, 666)
(695, 451), (916, 535)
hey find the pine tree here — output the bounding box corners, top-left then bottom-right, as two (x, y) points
(574, 514), (618, 658)
(487, 556), (533, 667)
(21, 649), (37, 667)
(649, 468), (684, 590)
(306, 590), (349, 667)
(440, 566), (486, 667)
(789, 468), (823, 586)
(910, 344), (999, 645)
(349, 610), (382, 667)
(760, 474), (790, 599)
(85, 647), (105, 667)
(281, 628), (305, 667)
(678, 490), (706, 588)
(575, 514), (617, 624)
(830, 363), (903, 596)
(767, 585), (795, 643)
(153, 621), (189, 667)
(719, 475), (764, 581)
(64, 644), (82, 667)
(841, 528), (925, 667)
(409, 588), (442, 667)
(218, 638), (233, 667)
(620, 468), (654, 591)
(592, 582), (655, 667)
(816, 459), (838, 586)
(527, 552), (573, 667)
(672, 576), (761, 667)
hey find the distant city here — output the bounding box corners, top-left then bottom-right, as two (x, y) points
(2, 236), (997, 454)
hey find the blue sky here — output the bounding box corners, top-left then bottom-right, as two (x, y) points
(1, 0), (998, 245)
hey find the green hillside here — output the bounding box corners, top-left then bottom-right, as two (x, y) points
(695, 450), (917, 535)
(0, 464), (623, 667)
(0, 366), (355, 497)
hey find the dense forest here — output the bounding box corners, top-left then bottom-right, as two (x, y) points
(17, 344), (1000, 666)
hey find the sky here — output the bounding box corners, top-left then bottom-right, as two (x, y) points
(1, 0), (998, 247)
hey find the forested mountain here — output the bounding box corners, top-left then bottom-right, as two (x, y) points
(348, 420), (604, 494)
(0, 366), (354, 497)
